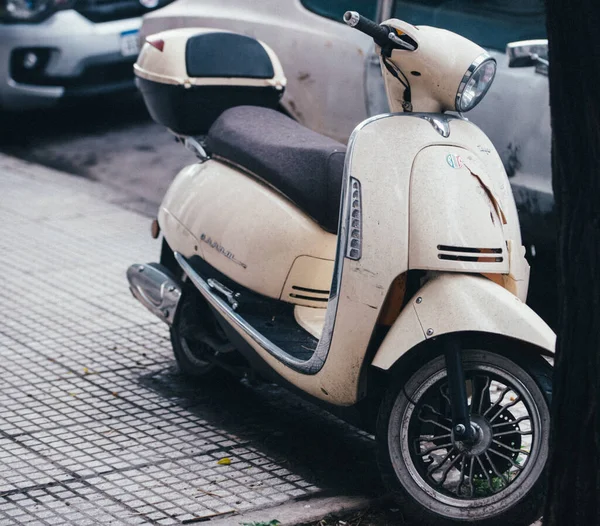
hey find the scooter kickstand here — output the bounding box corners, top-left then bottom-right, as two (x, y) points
(443, 336), (475, 442)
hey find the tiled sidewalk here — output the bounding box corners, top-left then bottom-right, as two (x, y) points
(0, 155), (379, 525)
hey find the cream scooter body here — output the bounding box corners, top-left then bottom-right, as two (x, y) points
(128, 14), (556, 524)
(161, 113), (555, 406)
(154, 19), (555, 406)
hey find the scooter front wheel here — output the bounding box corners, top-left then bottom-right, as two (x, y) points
(376, 348), (551, 525)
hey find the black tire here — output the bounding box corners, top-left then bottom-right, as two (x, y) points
(163, 240), (237, 379)
(170, 285), (216, 378)
(376, 348), (552, 526)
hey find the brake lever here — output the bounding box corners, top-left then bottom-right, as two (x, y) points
(388, 32), (416, 51)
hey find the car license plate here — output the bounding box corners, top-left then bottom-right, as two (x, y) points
(120, 30), (140, 57)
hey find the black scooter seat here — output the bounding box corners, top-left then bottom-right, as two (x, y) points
(207, 106), (346, 234)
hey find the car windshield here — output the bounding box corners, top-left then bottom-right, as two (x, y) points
(301, 0), (547, 51)
(393, 0), (546, 50)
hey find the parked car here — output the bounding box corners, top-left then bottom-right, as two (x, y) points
(0, 0), (174, 111)
(141, 0), (556, 325)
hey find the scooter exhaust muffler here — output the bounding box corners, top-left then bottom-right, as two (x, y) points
(126, 263), (181, 325)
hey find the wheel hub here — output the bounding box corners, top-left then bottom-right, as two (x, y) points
(452, 415), (493, 457)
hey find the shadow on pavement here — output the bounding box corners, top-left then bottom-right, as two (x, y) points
(139, 365), (384, 499)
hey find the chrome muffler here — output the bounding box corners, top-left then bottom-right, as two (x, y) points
(126, 263), (181, 325)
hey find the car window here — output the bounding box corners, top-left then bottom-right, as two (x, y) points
(392, 0), (546, 50)
(300, 0), (378, 24)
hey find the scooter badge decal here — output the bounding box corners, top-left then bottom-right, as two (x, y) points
(446, 153), (464, 169)
(200, 234), (247, 269)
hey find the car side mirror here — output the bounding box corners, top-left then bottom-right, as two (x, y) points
(507, 39), (549, 76)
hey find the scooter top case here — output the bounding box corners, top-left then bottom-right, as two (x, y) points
(134, 28), (286, 135)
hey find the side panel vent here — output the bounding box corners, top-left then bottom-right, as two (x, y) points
(281, 255), (334, 307)
(346, 177), (362, 260)
(289, 285), (329, 303)
(437, 245), (503, 263)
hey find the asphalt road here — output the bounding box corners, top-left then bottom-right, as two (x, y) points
(0, 93), (189, 218)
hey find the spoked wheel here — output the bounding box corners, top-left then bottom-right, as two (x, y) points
(377, 349), (551, 525)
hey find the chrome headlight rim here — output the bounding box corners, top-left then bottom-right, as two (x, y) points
(455, 53), (497, 113)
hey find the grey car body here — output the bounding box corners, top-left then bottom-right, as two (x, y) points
(0, 0), (173, 111)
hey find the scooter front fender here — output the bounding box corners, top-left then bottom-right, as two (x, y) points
(371, 273), (556, 370)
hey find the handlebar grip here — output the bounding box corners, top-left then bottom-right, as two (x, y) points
(343, 11), (389, 47)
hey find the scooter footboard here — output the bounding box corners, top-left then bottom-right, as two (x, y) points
(371, 273), (555, 370)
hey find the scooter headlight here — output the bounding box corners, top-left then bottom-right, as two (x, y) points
(456, 55), (496, 112)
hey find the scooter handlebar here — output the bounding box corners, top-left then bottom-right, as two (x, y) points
(343, 11), (390, 48)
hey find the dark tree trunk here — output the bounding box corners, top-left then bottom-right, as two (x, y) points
(543, 0), (600, 524)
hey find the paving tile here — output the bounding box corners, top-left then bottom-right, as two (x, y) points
(0, 163), (346, 525)
(0, 482), (145, 526)
(0, 439), (71, 494)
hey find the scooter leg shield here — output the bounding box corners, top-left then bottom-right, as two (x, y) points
(371, 273), (556, 371)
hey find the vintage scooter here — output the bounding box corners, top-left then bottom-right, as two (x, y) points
(127, 11), (555, 525)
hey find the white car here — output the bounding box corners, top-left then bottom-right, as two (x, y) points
(141, 0), (556, 324)
(0, 0), (174, 111)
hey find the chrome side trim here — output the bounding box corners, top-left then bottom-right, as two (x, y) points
(176, 252), (319, 373)
(126, 263), (181, 325)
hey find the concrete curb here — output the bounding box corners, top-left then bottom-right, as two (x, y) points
(207, 495), (372, 525)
